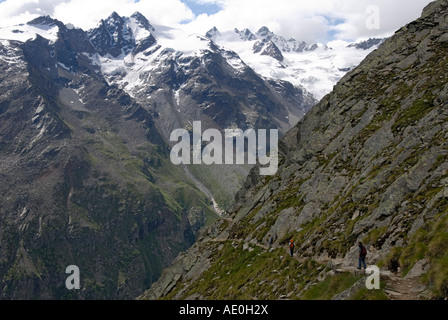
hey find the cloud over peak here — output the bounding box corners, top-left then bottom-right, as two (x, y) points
(0, 0), (434, 43)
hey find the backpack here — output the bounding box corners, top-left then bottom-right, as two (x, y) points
(361, 245), (367, 256)
(289, 241), (294, 249)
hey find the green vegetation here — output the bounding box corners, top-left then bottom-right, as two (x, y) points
(363, 226), (389, 246)
(164, 242), (324, 300)
(81, 121), (218, 224)
(69, 202), (102, 230)
(350, 280), (388, 300)
(317, 152), (338, 170)
(187, 163), (250, 211)
(300, 272), (360, 300)
(383, 210), (448, 298)
(233, 181), (306, 243)
(392, 95), (435, 133)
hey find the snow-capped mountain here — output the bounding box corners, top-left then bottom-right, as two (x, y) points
(0, 11), (382, 207)
(253, 38), (285, 62)
(0, 12), (383, 104)
(0, 10), (385, 300)
(206, 26), (384, 100)
(254, 26), (317, 53)
(89, 11), (157, 58)
(83, 12), (315, 139)
(0, 11), (317, 216)
(234, 28), (257, 41)
(0, 16), (61, 43)
(347, 38), (386, 50)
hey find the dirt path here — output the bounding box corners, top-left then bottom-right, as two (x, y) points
(207, 233), (429, 300)
(287, 248), (309, 264)
(203, 218), (427, 300)
(385, 275), (425, 300)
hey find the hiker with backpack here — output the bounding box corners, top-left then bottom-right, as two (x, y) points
(289, 239), (295, 257)
(269, 235), (273, 249)
(357, 242), (367, 270)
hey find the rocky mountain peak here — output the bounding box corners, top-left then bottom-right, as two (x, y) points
(347, 38), (385, 50)
(256, 26), (273, 39)
(89, 12), (131, 57)
(107, 11), (123, 23)
(254, 26), (316, 54)
(131, 11), (156, 32)
(253, 39), (284, 62)
(88, 11), (156, 58)
(234, 28), (257, 41)
(27, 15), (59, 27)
(206, 26), (220, 40)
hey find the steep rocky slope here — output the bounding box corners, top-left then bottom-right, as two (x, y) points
(142, 0), (448, 300)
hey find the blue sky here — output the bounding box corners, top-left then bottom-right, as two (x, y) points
(325, 17), (347, 42)
(181, 0), (222, 16)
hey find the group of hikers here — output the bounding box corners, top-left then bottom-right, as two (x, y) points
(288, 239), (368, 269)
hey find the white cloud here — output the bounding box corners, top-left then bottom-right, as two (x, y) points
(183, 0), (435, 42)
(0, 0), (194, 30)
(0, 0), (66, 27)
(53, 0), (195, 29)
(323, 0), (436, 40)
(54, 0), (135, 29)
(0, 0), (435, 42)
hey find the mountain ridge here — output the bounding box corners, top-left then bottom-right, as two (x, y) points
(85, 11), (317, 210)
(205, 25), (385, 100)
(0, 34), (200, 299)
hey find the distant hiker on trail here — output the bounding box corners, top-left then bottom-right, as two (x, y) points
(289, 239), (295, 257)
(269, 235), (273, 249)
(357, 242), (367, 270)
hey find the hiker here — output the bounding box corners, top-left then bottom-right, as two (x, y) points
(357, 242), (367, 270)
(289, 239), (295, 257)
(269, 235), (273, 249)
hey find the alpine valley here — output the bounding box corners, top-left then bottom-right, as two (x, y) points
(142, 0), (448, 301)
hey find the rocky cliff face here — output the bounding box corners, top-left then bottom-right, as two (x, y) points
(0, 18), (210, 299)
(89, 12), (157, 58)
(141, 0), (448, 300)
